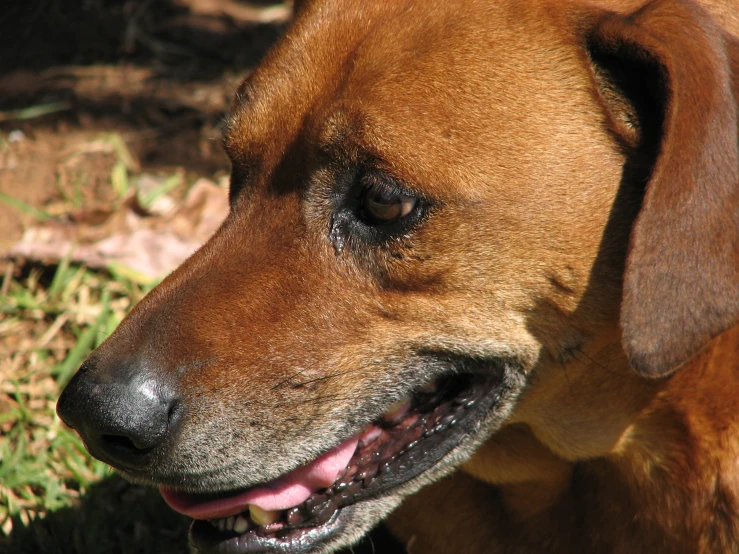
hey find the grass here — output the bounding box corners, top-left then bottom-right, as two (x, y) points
(0, 144), (193, 552)
(0, 102), (72, 124)
(0, 258), (192, 554)
(0, 193), (53, 223)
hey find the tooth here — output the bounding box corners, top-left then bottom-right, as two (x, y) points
(383, 397), (411, 422)
(358, 425), (382, 447)
(226, 516), (235, 531)
(249, 505), (280, 526)
(233, 515), (249, 534)
(218, 518), (226, 532)
(209, 519), (219, 529)
(386, 398), (407, 414)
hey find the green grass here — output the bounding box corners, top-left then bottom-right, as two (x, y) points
(0, 259), (193, 554)
(0, 102), (72, 123)
(0, 193), (53, 223)
(0, 150), (197, 552)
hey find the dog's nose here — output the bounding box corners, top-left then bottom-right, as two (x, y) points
(57, 359), (182, 469)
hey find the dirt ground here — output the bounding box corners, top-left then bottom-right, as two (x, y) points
(0, 0), (289, 252)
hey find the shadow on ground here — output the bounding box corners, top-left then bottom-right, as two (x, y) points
(1, 0), (286, 77)
(0, 0), (288, 173)
(2, 475), (405, 554)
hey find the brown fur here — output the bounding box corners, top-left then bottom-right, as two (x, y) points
(59, 0), (739, 552)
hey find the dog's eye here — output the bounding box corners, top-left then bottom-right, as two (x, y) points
(360, 184), (417, 223)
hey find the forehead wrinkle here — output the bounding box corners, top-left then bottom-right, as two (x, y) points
(311, 109), (367, 169)
(313, 88), (441, 195)
(303, 17), (483, 199)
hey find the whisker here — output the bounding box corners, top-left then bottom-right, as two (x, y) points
(290, 370), (353, 389)
(297, 394), (360, 406)
(271, 368), (310, 390)
(560, 359), (573, 393)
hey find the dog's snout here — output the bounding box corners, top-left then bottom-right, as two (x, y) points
(57, 360), (182, 469)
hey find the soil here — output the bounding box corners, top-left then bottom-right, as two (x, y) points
(0, 0), (288, 252)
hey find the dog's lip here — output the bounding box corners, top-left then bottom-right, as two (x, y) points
(189, 505), (355, 554)
(169, 372), (509, 554)
(160, 436), (360, 519)
(159, 390), (417, 520)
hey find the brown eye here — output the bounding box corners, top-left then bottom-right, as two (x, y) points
(362, 186), (417, 223)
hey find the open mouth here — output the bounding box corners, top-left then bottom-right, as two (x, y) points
(160, 373), (505, 554)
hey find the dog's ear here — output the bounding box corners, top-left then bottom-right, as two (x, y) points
(586, 0), (739, 378)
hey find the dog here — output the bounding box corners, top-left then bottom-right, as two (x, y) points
(57, 0), (739, 552)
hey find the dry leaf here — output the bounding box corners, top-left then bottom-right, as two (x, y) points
(7, 178), (229, 281)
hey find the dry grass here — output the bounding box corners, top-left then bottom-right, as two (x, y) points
(0, 257), (144, 527)
(0, 153), (192, 552)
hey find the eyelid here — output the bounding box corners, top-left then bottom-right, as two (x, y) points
(360, 172), (422, 203)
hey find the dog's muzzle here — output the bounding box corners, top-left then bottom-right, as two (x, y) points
(162, 372), (511, 554)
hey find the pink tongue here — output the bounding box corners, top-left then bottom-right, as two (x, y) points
(160, 437), (359, 520)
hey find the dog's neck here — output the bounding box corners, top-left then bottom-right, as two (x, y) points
(463, 325), (739, 552)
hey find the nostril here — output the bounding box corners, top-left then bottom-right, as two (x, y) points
(57, 356), (185, 470)
(167, 399), (183, 428)
(101, 434), (153, 456)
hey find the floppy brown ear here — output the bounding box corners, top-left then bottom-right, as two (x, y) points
(588, 0), (739, 378)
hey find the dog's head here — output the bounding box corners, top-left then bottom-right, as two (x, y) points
(57, 0), (739, 552)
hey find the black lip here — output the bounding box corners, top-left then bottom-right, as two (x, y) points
(185, 371), (510, 554)
(190, 506), (354, 554)
(350, 374), (504, 501)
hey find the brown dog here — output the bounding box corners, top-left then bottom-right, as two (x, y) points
(57, 0), (739, 552)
